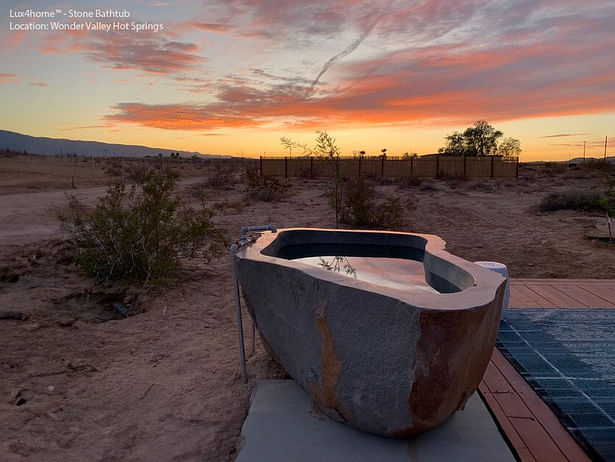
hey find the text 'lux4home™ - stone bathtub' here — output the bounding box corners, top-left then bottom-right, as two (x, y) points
(235, 228), (506, 437)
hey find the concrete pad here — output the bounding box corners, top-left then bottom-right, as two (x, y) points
(236, 380), (516, 462)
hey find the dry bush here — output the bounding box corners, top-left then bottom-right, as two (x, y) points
(466, 180), (494, 192)
(245, 167), (261, 189)
(519, 171), (538, 181)
(419, 180), (439, 191)
(339, 177), (409, 230)
(245, 171), (289, 202)
(538, 190), (603, 213)
(397, 176), (423, 189)
(580, 160), (615, 174)
(55, 169), (229, 282)
(205, 164), (236, 190)
(446, 176), (467, 190)
(104, 161), (123, 177)
(374, 177), (395, 186)
(562, 169), (595, 180)
(542, 162), (567, 176)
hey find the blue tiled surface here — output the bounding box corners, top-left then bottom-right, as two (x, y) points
(498, 309), (615, 462)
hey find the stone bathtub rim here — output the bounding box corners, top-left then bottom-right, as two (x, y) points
(236, 227), (506, 312)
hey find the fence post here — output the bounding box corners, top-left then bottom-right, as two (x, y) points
(463, 156), (467, 178)
(310, 156), (314, 178)
(381, 156), (385, 177)
(259, 156), (263, 178)
(436, 155), (440, 177)
(491, 155), (495, 178)
(516, 156), (519, 179)
(358, 156), (362, 177)
(336, 156), (340, 180)
(285, 156), (288, 178)
(410, 157), (413, 176)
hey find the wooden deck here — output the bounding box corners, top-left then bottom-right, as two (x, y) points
(480, 279), (615, 461)
(511, 278), (615, 308)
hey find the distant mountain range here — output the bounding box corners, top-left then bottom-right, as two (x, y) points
(0, 129), (229, 159)
(569, 156), (615, 164)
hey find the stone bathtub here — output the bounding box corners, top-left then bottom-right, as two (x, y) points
(234, 227), (506, 437)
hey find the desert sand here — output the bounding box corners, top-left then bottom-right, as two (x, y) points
(1, 156), (613, 461)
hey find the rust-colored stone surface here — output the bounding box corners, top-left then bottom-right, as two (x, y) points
(408, 296), (502, 435)
(315, 301), (343, 409)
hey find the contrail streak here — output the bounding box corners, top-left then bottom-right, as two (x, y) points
(306, 14), (382, 97)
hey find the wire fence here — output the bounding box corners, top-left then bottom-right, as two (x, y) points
(258, 155), (519, 179)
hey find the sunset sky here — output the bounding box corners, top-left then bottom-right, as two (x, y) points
(1, 0), (613, 160)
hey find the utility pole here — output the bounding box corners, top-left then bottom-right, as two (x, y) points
(583, 141), (586, 163)
(605, 136), (608, 161)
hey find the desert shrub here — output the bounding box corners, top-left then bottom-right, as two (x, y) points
(398, 176), (422, 189)
(339, 177), (374, 227)
(104, 161), (123, 177)
(339, 177), (406, 229)
(376, 197), (406, 229)
(245, 167), (261, 189)
(419, 180), (438, 191)
(244, 167), (288, 201)
(562, 169), (594, 180)
(543, 162), (566, 176)
(447, 178), (462, 190)
(580, 160), (614, 174)
(538, 190), (603, 213)
(55, 169), (229, 282)
(519, 170), (537, 181)
(205, 172), (234, 190)
(516, 180), (532, 188)
(205, 164), (236, 190)
(247, 175), (289, 202)
(375, 177), (395, 186)
(466, 180), (494, 192)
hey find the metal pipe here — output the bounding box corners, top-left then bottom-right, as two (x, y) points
(231, 225), (277, 383)
(231, 243), (248, 384)
(239, 224), (276, 244)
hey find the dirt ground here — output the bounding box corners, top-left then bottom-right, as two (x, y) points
(1, 158), (613, 461)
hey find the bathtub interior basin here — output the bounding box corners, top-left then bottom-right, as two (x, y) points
(292, 255), (438, 293)
(260, 228), (476, 295)
(235, 227), (506, 437)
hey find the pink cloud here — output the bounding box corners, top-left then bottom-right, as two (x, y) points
(0, 73), (19, 84)
(41, 22), (204, 74)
